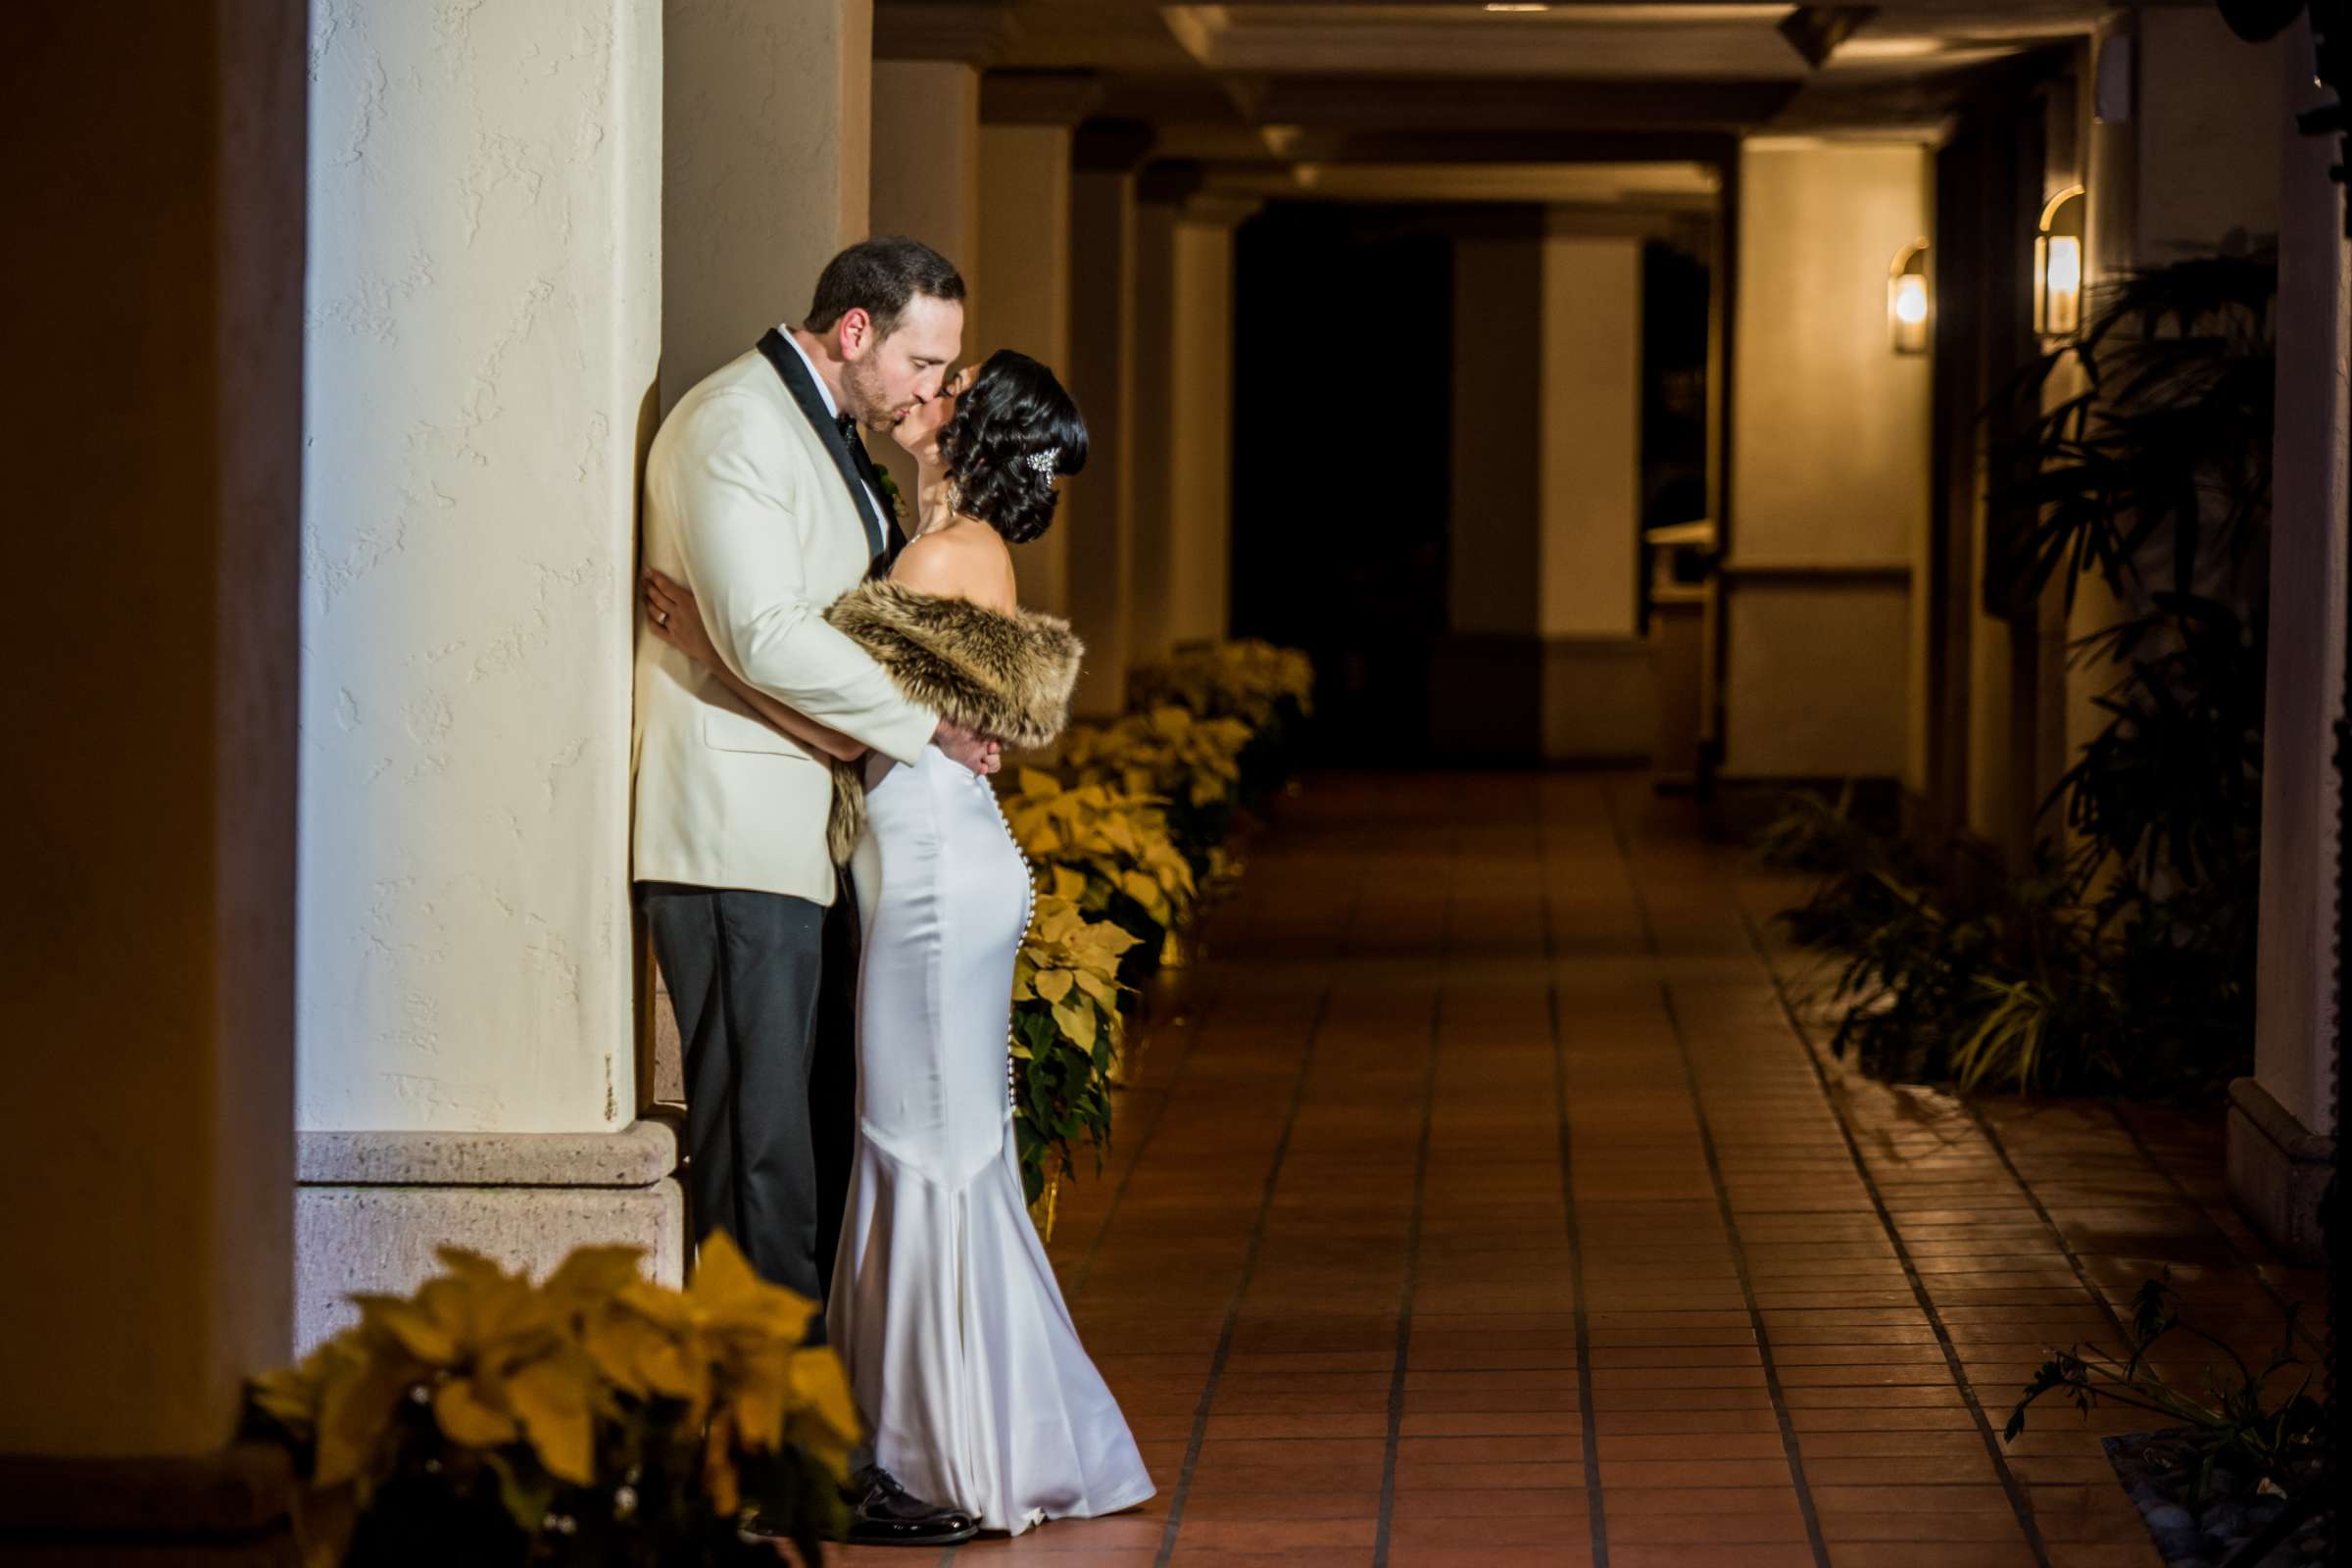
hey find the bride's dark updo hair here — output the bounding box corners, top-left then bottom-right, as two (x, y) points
(937, 350), (1088, 545)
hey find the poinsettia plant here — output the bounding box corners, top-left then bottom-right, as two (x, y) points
(1009, 887), (1138, 1215)
(247, 1233), (858, 1567)
(1000, 769), (1195, 985)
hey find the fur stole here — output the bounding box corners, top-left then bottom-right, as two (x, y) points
(821, 580), (1083, 863)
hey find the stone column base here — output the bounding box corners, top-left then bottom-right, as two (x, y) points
(2226, 1077), (2335, 1265)
(296, 1119), (684, 1348)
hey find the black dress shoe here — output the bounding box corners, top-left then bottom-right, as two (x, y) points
(840, 1465), (979, 1546)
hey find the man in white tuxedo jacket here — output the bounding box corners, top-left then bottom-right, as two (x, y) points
(633, 239), (993, 1546)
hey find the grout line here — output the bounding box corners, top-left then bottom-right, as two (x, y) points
(1149, 887), (1350, 1568)
(1732, 899), (2056, 1568)
(1601, 779), (1832, 1568)
(2103, 1102), (2326, 1356)
(1068, 988), (1224, 1304)
(1538, 778), (1613, 1568)
(1952, 1097), (2133, 1345)
(1371, 858), (1451, 1568)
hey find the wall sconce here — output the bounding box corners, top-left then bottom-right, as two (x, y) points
(1887, 240), (1931, 355)
(2035, 186), (2085, 338)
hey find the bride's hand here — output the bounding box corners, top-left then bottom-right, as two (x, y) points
(643, 568), (718, 668)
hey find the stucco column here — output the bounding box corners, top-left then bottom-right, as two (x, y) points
(1126, 171), (1190, 669)
(976, 74), (1095, 619)
(868, 8), (1006, 504)
(662, 0), (872, 408)
(296, 0), (677, 1348)
(1064, 122), (1154, 716)
(1433, 216), (1544, 760)
(2230, 17), (2344, 1263)
(0, 12), (301, 1545)
(1539, 214), (1650, 760)
(1166, 193), (1258, 649)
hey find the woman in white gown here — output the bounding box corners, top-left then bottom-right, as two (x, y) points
(644, 349), (1154, 1537)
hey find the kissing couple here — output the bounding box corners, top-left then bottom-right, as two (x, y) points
(631, 237), (1153, 1545)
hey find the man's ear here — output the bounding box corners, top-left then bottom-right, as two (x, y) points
(837, 307), (872, 361)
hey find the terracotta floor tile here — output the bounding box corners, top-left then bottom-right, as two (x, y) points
(988, 774), (2322, 1567)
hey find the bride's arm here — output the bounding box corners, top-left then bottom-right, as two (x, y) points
(643, 568), (868, 761)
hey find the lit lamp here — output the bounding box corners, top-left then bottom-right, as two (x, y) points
(1887, 240), (1931, 355)
(2035, 186), (2086, 338)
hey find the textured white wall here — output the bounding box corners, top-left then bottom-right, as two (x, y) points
(663, 0), (871, 409)
(299, 0), (660, 1133)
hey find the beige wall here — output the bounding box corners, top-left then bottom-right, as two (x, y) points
(870, 58), (982, 506)
(979, 124), (1075, 616)
(1065, 165), (1140, 715)
(1727, 583), (1912, 777)
(662, 0), (872, 409)
(0, 0), (303, 1455)
(1731, 143), (1932, 565)
(2134, 10), (2284, 259)
(1540, 227), (1642, 639)
(300, 0), (660, 1134)
(1168, 210), (1243, 646)
(870, 61), (981, 269)
(1724, 141), (1931, 780)
(1129, 197), (1182, 666)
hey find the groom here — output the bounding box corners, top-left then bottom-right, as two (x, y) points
(632, 236), (995, 1547)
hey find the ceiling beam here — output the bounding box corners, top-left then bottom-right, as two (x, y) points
(873, 1), (1020, 66)
(1228, 74), (1802, 131)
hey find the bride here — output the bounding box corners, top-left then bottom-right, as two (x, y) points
(643, 349), (1154, 1537)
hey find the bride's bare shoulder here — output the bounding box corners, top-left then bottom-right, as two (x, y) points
(890, 521), (1017, 612)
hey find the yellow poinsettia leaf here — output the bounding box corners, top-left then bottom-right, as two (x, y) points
(1034, 968), (1075, 1004)
(542, 1246), (646, 1301)
(249, 1364), (318, 1431)
(1052, 1000), (1097, 1051)
(789, 1347), (862, 1446)
(704, 1412), (741, 1518)
(1017, 767), (1061, 798)
(1050, 864), (1090, 901)
(431, 1247), (508, 1283)
(727, 1342), (793, 1452)
(1121, 869), (1166, 908)
(1010, 965), (1037, 1003)
(1073, 969), (1120, 1011)
(433, 1377), (521, 1449)
(686, 1230), (764, 1317)
(507, 1356), (596, 1484)
(312, 1356), (416, 1489)
(351, 1294), (460, 1367)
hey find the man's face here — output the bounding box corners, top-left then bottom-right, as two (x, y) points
(840, 293), (963, 430)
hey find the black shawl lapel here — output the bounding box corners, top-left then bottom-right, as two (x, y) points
(755, 328), (888, 564)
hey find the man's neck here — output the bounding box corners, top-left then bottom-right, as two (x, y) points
(787, 325), (850, 416)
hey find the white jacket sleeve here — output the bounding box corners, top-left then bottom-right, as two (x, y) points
(664, 391), (938, 766)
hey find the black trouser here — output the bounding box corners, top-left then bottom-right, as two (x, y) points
(640, 878), (863, 1332)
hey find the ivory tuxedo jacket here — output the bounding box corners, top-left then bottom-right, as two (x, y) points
(632, 344), (938, 905)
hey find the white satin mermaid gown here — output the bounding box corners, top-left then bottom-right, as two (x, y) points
(827, 745), (1154, 1535)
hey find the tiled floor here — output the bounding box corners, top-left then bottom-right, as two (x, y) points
(833, 772), (2327, 1568)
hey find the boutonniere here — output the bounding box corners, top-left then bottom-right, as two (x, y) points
(872, 466), (908, 527)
